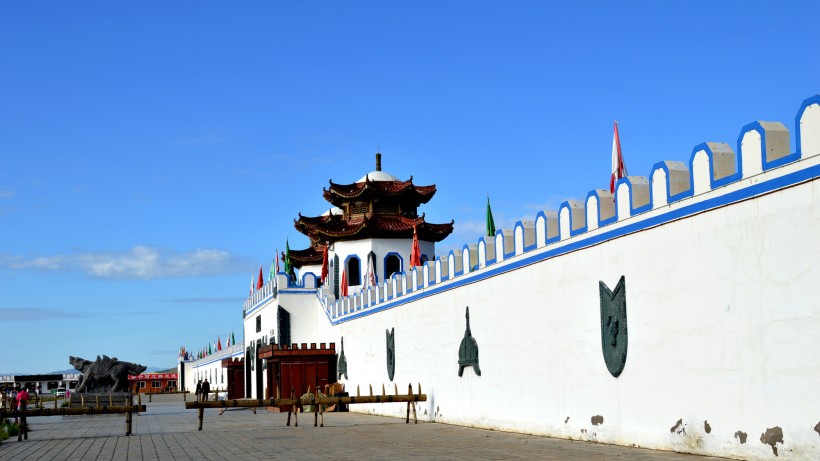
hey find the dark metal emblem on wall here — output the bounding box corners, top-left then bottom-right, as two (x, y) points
(458, 306), (481, 377)
(386, 327), (395, 381)
(599, 276), (627, 377)
(338, 337), (348, 380)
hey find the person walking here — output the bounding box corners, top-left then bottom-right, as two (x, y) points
(195, 379), (202, 402)
(15, 387), (29, 424)
(201, 379), (210, 402)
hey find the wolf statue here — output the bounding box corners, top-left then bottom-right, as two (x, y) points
(69, 355), (147, 393)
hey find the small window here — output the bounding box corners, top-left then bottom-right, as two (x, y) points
(256, 315), (262, 333)
(347, 257), (361, 285)
(385, 254), (401, 279)
(138, 381), (146, 389)
(152, 380), (162, 388)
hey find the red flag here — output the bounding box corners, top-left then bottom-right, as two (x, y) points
(340, 269), (348, 297)
(217, 337), (222, 351)
(410, 225), (421, 267)
(321, 243), (329, 283)
(610, 121), (628, 193)
(257, 265), (264, 290)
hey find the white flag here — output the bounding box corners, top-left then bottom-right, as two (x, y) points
(610, 121), (627, 193)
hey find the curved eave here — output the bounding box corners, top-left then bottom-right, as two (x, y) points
(288, 246), (324, 268)
(298, 216), (454, 244)
(322, 179), (436, 207)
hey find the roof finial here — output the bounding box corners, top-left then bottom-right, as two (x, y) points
(376, 150), (382, 172)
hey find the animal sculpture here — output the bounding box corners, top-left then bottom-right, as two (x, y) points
(69, 355), (147, 393)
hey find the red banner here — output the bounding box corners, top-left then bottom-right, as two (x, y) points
(128, 373), (178, 380)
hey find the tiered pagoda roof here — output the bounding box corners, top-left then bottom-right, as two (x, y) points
(323, 176), (436, 209)
(292, 154), (454, 252)
(295, 212), (453, 244)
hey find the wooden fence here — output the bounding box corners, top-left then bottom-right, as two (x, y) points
(185, 383), (426, 430)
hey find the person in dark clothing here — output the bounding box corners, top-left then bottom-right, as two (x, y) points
(195, 380), (202, 401)
(201, 379), (210, 402)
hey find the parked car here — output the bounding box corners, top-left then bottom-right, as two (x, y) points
(55, 388), (66, 397)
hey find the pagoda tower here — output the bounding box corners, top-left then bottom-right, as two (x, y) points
(292, 153), (453, 299)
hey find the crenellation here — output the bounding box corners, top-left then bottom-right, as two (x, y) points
(739, 121), (793, 177)
(425, 260), (435, 286)
(462, 244), (478, 273)
(585, 189), (615, 231)
(535, 210), (559, 247)
(449, 249), (463, 276)
(514, 220), (535, 255)
(494, 229), (514, 262)
(690, 142), (738, 195)
(478, 236), (496, 268)
(436, 256), (449, 282)
(372, 285), (380, 305)
(407, 269), (416, 292)
(797, 95), (820, 158)
(559, 200), (585, 239)
(650, 160), (691, 208)
(614, 176), (649, 220)
(302, 272), (318, 289)
(384, 278), (393, 300)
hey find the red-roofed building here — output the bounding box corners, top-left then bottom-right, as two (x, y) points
(129, 373), (178, 394)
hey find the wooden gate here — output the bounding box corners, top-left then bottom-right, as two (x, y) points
(221, 357), (245, 400)
(260, 342), (337, 411)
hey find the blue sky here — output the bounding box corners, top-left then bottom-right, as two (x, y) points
(1, 2), (818, 374)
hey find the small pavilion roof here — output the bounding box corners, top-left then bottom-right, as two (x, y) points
(286, 244), (325, 268)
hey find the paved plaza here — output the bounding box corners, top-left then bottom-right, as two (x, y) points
(1, 394), (731, 460)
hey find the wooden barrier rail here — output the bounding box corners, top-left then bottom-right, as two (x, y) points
(185, 383), (425, 431)
(0, 405), (147, 441)
(141, 390), (192, 402)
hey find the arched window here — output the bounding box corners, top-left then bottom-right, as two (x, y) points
(346, 256), (361, 286)
(384, 253), (402, 280)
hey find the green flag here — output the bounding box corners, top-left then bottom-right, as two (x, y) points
(284, 239), (293, 278)
(208, 343), (212, 355)
(486, 197), (496, 237)
(269, 258), (276, 281)
(231, 331), (236, 346)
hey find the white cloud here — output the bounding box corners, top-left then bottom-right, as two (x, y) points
(0, 246), (250, 280)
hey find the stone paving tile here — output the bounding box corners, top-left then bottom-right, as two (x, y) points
(0, 394), (733, 460)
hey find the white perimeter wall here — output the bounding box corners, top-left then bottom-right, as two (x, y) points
(302, 97), (820, 461)
(279, 96), (820, 460)
(319, 172), (820, 460)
